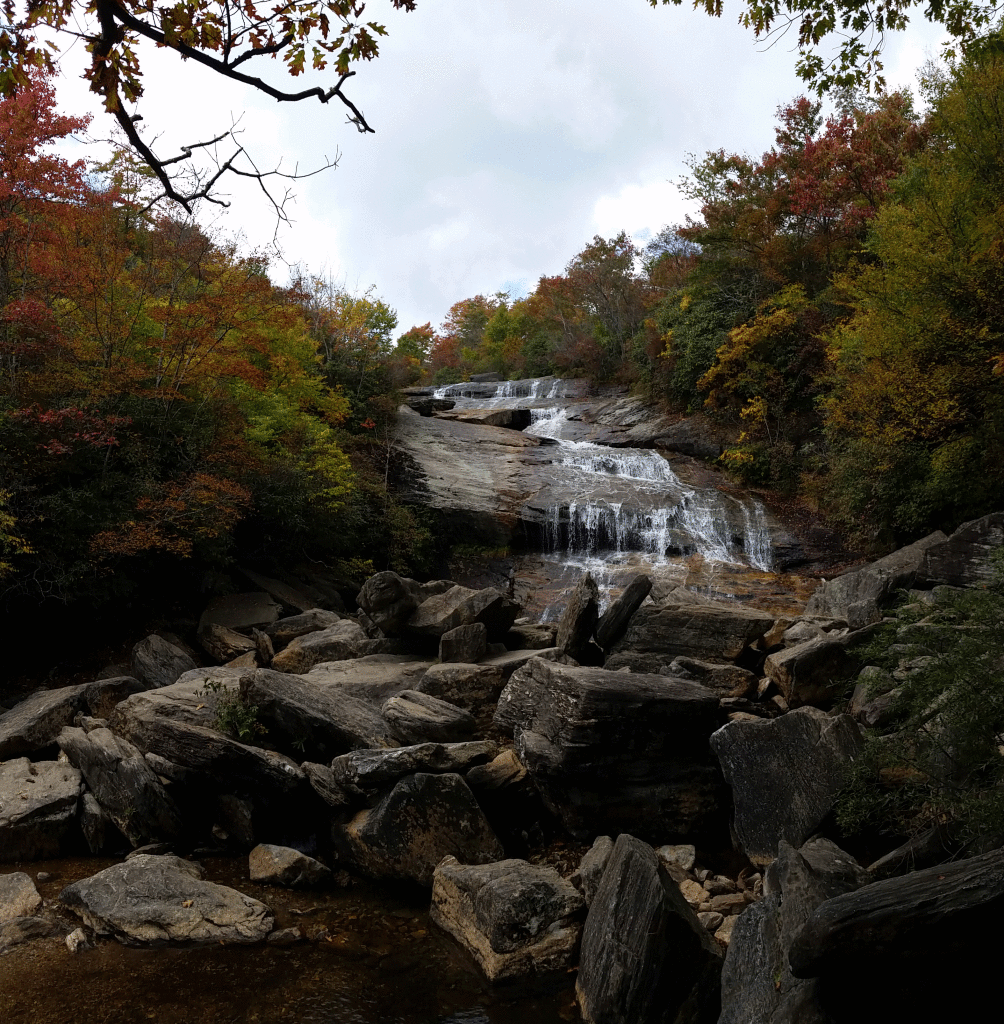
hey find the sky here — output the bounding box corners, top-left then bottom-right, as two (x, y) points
(48, 0), (947, 338)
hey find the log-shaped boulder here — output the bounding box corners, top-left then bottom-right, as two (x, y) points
(381, 690), (476, 745)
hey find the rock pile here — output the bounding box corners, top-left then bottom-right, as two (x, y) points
(2, 515), (1003, 1019)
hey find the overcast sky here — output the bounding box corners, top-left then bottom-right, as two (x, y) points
(50, 1), (945, 338)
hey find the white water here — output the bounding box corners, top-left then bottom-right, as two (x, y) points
(428, 376), (776, 612)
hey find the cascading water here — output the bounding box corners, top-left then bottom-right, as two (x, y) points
(430, 376), (779, 616)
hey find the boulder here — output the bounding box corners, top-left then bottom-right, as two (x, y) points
(595, 573), (652, 650)
(0, 914), (62, 953)
(504, 622), (557, 650)
(264, 609), (341, 650)
(0, 872), (42, 924)
(131, 635), (199, 689)
(198, 592), (283, 633)
(331, 741), (497, 795)
(239, 667), (396, 759)
(805, 531), (947, 627)
(239, 568), (321, 614)
(57, 725), (184, 847)
(198, 624), (257, 663)
(300, 762), (354, 810)
(381, 689), (476, 745)
(80, 790), (121, 854)
(710, 708), (863, 867)
(59, 854), (273, 945)
(407, 586), (518, 642)
(788, 846), (1004, 978)
(494, 657), (723, 839)
(248, 844), (332, 887)
(356, 571), (420, 635)
(664, 657), (757, 699)
(576, 833), (722, 1024)
(301, 655), (434, 704)
(269, 620), (375, 674)
(606, 603), (774, 673)
(0, 758), (82, 862)
(430, 856), (585, 983)
(556, 572), (600, 662)
(439, 622), (487, 663)
(336, 772), (504, 887)
(920, 513), (1004, 588)
(414, 662), (507, 733)
(762, 635), (857, 708)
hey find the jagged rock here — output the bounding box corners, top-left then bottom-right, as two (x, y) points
(57, 726), (183, 847)
(494, 656), (723, 839)
(381, 690), (476, 745)
(920, 513), (1004, 588)
(356, 571), (420, 635)
(0, 678), (151, 760)
(248, 844), (332, 887)
(239, 668), (396, 759)
(264, 609), (341, 650)
(198, 592), (283, 633)
(762, 635), (857, 708)
(131, 635), (199, 690)
(606, 603), (774, 673)
(300, 762), (354, 809)
(664, 657), (757, 699)
(198, 624), (257, 663)
(710, 708), (863, 867)
(0, 758), (82, 862)
(269, 620), (375, 674)
(556, 572), (600, 663)
(331, 740), (497, 796)
(439, 622), (487, 663)
(576, 833), (722, 1024)
(571, 836), (614, 906)
(59, 854), (273, 945)
(414, 662), (507, 733)
(0, 872), (42, 924)
(805, 531), (947, 628)
(407, 585), (518, 642)
(430, 856), (585, 983)
(336, 772), (504, 887)
(595, 573), (652, 650)
(504, 622), (557, 650)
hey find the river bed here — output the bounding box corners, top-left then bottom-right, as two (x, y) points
(0, 856), (575, 1024)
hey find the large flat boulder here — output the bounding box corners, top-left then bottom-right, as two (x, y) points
(239, 668), (396, 759)
(576, 833), (722, 1024)
(59, 854), (273, 945)
(301, 655), (434, 703)
(431, 856), (585, 983)
(381, 689), (476, 745)
(0, 758), (81, 862)
(494, 656), (723, 839)
(269, 620), (377, 674)
(710, 708), (863, 867)
(337, 772), (504, 887)
(606, 603), (774, 673)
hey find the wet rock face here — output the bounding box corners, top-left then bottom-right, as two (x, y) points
(576, 833), (722, 1024)
(59, 854), (273, 945)
(495, 656), (724, 840)
(430, 856), (585, 983)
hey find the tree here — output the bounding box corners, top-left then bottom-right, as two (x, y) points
(651, 0), (1002, 93)
(2, 0), (417, 212)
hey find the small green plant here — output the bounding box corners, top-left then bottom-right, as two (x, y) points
(196, 679), (266, 744)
